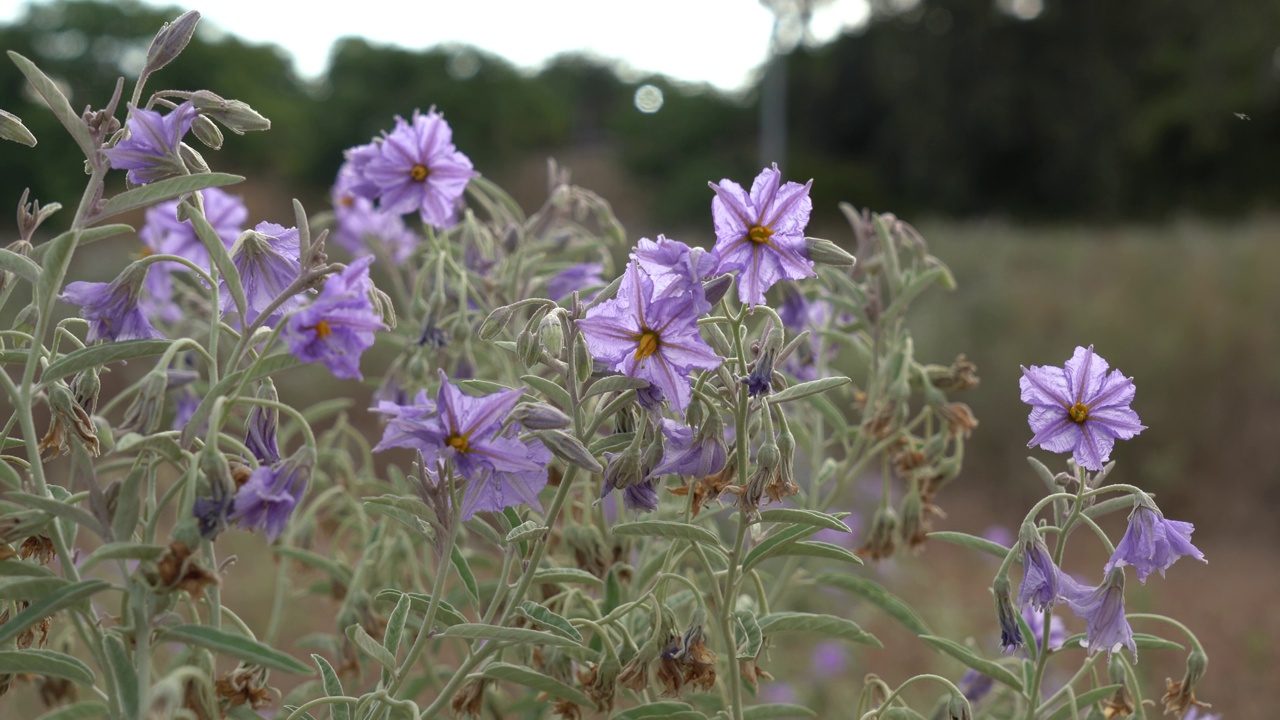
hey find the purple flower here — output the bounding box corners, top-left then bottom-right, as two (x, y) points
(631, 235), (719, 312)
(460, 433), (550, 520)
(332, 163), (418, 263)
(140, 187), (247, 321)
(1021, 605), (1067, 653)
(810, 640), (848, 680)
(709, 163), (815, 308)
(650, 419), (727, 478)
(578, 263), (722, 413)
(102, 102), (198, 184)
(1018, 530), (1062, 611)
(61, 265), (165, 343)
(373, 371), (545, 488)
(1020, 346), (1146, 471)
(1184, 709), (1221, 720)
(1061, 570), (1136, 660)
(547, 262), (606, 303)
(1104, 502), (1206, 583)
(283, 256), (386, 380)
(222, 222), (304, 326)
(621, 477), (660, 513)
(357, 110), (477, 228)
(230, 449), (311, 543)
(957, 669), (994, 703)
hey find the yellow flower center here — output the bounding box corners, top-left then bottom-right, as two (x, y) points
(1068, 402), (1089, 423)
(311, 320), (332, 339)
(410, 164), (430, 182)
(446, 432), (470, 453)
(635, 330), (660, 360)
(747, 224), (774, 245)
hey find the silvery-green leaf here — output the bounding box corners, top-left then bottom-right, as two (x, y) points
(478, 662), (593, 707)
(755, 508), (851, 534)
(159, 625), (313, 675)
(96, 172), (244, 222)
(36, 227), (77, 311)
(743, 704), (818, 719)
(735, 609), (762, 659)
(273, 547), (353, 586)
(450, 545), (480, 607)
(0, 576), (69, 601)
(758, 612), (881, 647)
(0, 649), (94, 685)
(440, 624), (582, 648)
(531, 567), (603, 587)
(382, 593), (412, 661)
(928, 531), (1013, 561)
(919, 635), (1022, 690)
(344, 624), (396, 674)
(0, 107), (37, 146)
(0, 248), (40, 284)
(612, 520), (720, 546)
(766, 376), (851, 404)
(516, 601), (582, 643)
(611, 703), (698, 720)
(817, 572), (932, 636)
(373, 590), (467, 626)
(311, 654), (351, 720)
(103, 634), (139, 719)
(1041, 684), (1124, 720)
(32, 701), (109, 720)
(41, 340), (171, 386)
(584, 375), (650, 398)
(179, 354), (299, 448)
(773, 540), (863, 566)
(521, 374), (570, 408)
(6, 492), (106, 540)
(183, 194), (246, 319)
(77, 543), (167, 574)
(743, 525), (820, 570)
(504, 520), (546, 544)
(6, 52), (94, 158)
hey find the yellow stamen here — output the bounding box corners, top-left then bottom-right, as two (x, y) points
(1068, 402), (1089, 423)
(635, 330), (660, 360)
(447, 432), (469, 453)
(312, 320), (332, 339)
(747, 224), (774, 245)
(410, 164), (429, 182)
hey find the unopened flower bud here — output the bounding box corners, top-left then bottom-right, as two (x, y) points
(189, 91), (271, 134)
(179, 143), (209, 174)
(858, 505), (899, 561)
(144, 10), (200, 75)
(537, 430), (602, 473)
(805, 236), (857, 267)
(898, 487), (928, 553)
(122, 370), (169, 435)
(701, 273), (733, 306)
(13, 303), (37, 333)
(516, 329), (541, 367)
(70, 368), (101, 416)
(947, 691), (973, 720)
(539, 312), (565, 358)
(191, 114), (223, 150)
(993, 576), (1022, 652)
(478, 304), (515, 340)
(510, 402), (571, 430)
(574, 335), (593, 384)
(39, 382), (100, 458)
(0, 108), (36, 147)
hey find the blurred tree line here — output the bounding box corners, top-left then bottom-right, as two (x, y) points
(2, 0), (1278, 232)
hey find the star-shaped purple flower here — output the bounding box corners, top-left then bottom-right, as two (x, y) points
(61, 265), (165, 343)
(1020, 346), (1146, 471)
(1103, 503), (1206, 583)
(709, 163), (816, 308)
(373, 371), (547, 496)
(102, 102), (197, 184)
(332, 162), (418, 263)
(358, 110), (477, 228)
(230, 449), (311, 543)
(283, 256), (386, 380)
(459, 432), (550, 520)
(631, 235), (719, 312)
(577, 263), (722, 413)
(546, 262), (605, 303)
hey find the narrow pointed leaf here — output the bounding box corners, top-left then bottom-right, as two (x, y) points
(532, 567), (604, 587)
(612, 520), (720, 546)
(78, 543), (167, 574)
(0, 248), (40, 284)
(382, 593), (413, 660)
(766, 376), (851, 404)
(479, 662), (594, 707)
(7, 52), (95, 158)
(516, 601), (583, 643)
(96, 173), (244, 221)
(450, 545), (480, 607)
(104, 634), (139, 719)
(920, 635), (1023, 691)
(612, 703), (698, 719)
(584, 375), (651, 398)
(521, 374), (570, 408)
(756, 508), (852, 534)
(184, 193), (246, 318)
(440, 624), (582, 648)
(743, 525), (820, 570)
(311, 654), (351, 720)
(0, 649), (94, 684)
(41, 340), (171, 385)
(817, 572), (933, 636)
(928, 531), (1013, 561)
(344, 624), (396, 674)
(775, 540), (863, 565)
(373, 590), (467, 626)
(758, 612), (881, 647)
(36, 227), (77, 310)
(32, 701), (109, 720)
(743, 705), (817, 719)
(1042, 684), (1124, 720)
(159, 625), (312, 674)
(0, 580), (108, 645)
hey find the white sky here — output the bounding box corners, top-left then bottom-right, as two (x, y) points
(0, 0), (870, 91)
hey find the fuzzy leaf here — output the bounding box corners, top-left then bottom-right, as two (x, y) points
(160, 625), (313, 675)
(743, 525), (820, 570)
(7, 52), (95, 158)
(32, 702), (109, 720)
(584, 375), (651, 398)
(611, 702), (698, 719)
(382, 592), (413, 660)
(184, 194), (246, 319)
(311, 654), (351, 720)
(504, 520), (546, 545)
(766, 376), (851, 404)
(531, 567), (604, 587)
(521, 374), (570, 408)
(1041, 684), (1124, 720)
(480, 662), (594, 707)
(273, 547), (353, 586)
(612, 520), (720, 546)
(920, 635), (1023, 690)
(756, 508), (852, 534)
(517, 601), (583, 643)
(817, 572), (933, 636)
(0, 248), (40, 284)
(96, 172), (244, 221)
(344, 624), (397, 674)
(775, 540), (864, 566)
(373, 590), (467, 626)
(41, 340), (172, 386)
(451, 545), (481, 607)
(36, 227), (77, 311)
(103, 634), (139, 719)
(743, 705), (818, 719)
(76, 542), (166, 574)
(0, 580), (108, 646)
(758, 612), (881, 647)
(440, 624), (582, 648)
(928, 531), (1013, 561)
(179, 354), (299, 447)
(735, 609), (762, 659)
(0, 649), (94, 685)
